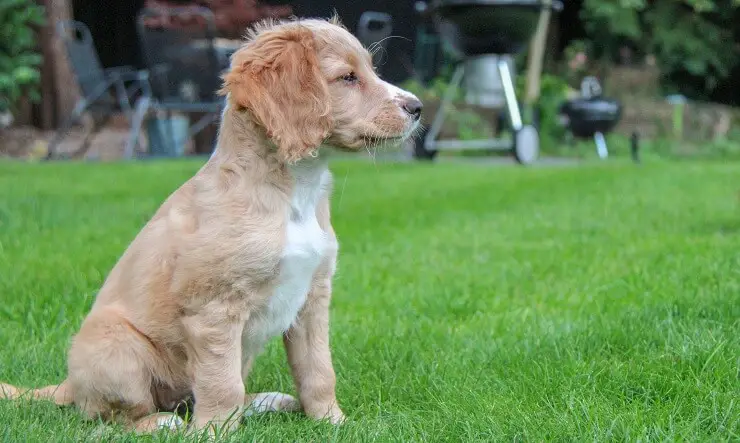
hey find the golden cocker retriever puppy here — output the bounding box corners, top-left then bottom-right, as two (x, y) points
(0, 16), (422, 435)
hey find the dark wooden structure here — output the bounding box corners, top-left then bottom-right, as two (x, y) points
(19, 0), (292, 130)
(16, 0), (80, 130)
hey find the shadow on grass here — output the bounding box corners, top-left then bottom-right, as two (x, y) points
(690, 219), (740, 236)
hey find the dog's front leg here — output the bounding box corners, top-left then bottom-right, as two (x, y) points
(183, 302), (246, 434)
(283, 275), (345, 424)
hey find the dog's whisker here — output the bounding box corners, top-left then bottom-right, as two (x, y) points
(364, 141), (377, 164)
(368, 36), (409, 67)
(368, 35), (409, 54)
(337, 171), (349, 209)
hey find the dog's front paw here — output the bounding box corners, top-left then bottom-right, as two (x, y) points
(306, 403), (345, 425)
(326, 407), (345, 425)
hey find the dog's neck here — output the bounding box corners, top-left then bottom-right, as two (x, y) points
(210, 104), (272, 163)
(203, 103), (330, 193)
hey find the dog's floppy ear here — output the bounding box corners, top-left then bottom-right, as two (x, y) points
(220, 26), (332, 163)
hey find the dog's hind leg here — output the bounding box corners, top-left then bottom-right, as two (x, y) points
(0, 379), (74, 405)
(67, 307), (160, 425)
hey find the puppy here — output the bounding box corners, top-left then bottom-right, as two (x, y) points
(0, 16), (422, 435)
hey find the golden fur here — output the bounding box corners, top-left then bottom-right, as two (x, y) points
(0, 16), (421, 436)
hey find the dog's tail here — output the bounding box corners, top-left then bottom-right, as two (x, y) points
(0, 379), (74, 406)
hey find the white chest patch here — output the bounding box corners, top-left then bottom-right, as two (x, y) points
(244, 159), (333, 349)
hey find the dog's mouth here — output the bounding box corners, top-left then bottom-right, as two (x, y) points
(360, 125), (420, 146)
(330, 135), (406, 152)
(359, 134), (406, 145)
(327, 124), (421, 152)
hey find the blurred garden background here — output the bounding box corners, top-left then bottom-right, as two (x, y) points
(2, 0), (740, 162)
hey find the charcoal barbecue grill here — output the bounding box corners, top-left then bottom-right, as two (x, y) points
(559, 77), (622, 159)
(414, 0), (562, 164)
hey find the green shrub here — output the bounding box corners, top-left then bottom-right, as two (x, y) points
(516, 72), (571, 145)
(0, 0), (45, 114)
(573, 0), (740, 100)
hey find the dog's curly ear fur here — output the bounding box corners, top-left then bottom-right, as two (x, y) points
(220, 25), (332, 163)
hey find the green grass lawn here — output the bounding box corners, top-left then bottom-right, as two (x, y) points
(0, 158), (738, 441)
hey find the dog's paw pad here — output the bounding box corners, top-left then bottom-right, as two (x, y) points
(244, 392), (300, 416)
(133, 413), (185, 433)
(156, 414), (185, 430)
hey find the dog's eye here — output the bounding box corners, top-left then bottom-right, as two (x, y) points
(341, 72), (358, 84)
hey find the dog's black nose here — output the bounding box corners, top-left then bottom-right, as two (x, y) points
(403, 98), (423, 121)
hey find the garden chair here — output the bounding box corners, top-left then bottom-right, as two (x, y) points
(47, 20), (152, 160)
(125, 7), (225, 158)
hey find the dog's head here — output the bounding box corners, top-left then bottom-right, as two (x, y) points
(220, 17), (422, 163)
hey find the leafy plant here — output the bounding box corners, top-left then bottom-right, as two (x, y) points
(0, 0), (45, 114)
(574, 0), (740, 99)
(515, 73), (571, 144)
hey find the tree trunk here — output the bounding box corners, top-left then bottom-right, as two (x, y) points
(38, 0), (55, 129)
(43, 0), (80, 127)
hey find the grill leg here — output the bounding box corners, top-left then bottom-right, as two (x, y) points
(595, 131), (608, 159)
(424, 64), (465, 151)
(497, 59), (522, 131)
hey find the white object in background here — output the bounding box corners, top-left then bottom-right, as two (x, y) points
(580, 76), (602, 99)
(595, 131), (608, 159)
(0, 110), (14, 128)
